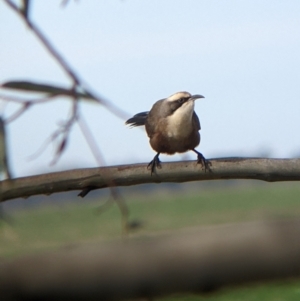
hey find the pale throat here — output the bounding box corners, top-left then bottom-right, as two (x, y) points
(165, 101), (195, 138)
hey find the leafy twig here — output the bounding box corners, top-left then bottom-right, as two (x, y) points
(3, 0), (130, 232)
(4, 0), (81, 87)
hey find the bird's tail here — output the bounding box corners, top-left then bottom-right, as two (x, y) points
(125, 111), (149, 127)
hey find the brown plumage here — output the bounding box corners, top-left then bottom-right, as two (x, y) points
(126, 91), (211, 174)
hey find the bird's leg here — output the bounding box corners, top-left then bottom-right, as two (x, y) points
(192, 149), (212, 172)
(147, 152), (161, 175)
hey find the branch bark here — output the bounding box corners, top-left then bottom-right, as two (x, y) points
(1, 158), (300, 202)
(1, 219), (300, 300)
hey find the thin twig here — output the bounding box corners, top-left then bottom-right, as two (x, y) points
(4, 0), (80, 86)
(3, 0), (130, 231)
(0, 117), (12, 179)
(4, 102), (31, 123)
(1, 94), (62, 124)
(3, 0), (130, 121)
(50, 95), (79, 165)
(76, 114), (106, 166)
(77, 114), (129, 233)
(26, 97), (78, 163)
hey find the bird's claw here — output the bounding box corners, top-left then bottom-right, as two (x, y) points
(196, 153), (212, 172)
(147, 154), (161, 175)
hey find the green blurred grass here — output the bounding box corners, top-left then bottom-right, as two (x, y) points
(159, 280), (300, 301)
(1, 181), (300, 300)
(1, 182), (300, 257)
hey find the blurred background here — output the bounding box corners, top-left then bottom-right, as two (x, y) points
(1, 3), (300, 299)
(1, 0), (300, 178)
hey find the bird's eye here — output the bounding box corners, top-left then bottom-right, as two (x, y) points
(178, 98), (186, 104)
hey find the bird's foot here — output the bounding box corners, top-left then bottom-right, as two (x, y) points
(194, 150), (212, 172)
(147, 153), (161, 175)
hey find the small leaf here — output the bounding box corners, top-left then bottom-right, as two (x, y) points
(50, 137), (68, 166)
(1, 81), (99, 102)
(57, 137), (68, 154)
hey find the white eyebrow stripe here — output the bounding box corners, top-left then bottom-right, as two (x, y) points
(166, 91), (191, 102)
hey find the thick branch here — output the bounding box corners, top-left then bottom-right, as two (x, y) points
(0, 219), (300, 300)
(1, 158), (300, 202)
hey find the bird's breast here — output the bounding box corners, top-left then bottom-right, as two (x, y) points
(165, 102), (195, 139)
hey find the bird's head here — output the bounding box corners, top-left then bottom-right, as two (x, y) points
(148, 91), (205, 120)
(164, 91), (204, 115)
(155, 91), (204, 137)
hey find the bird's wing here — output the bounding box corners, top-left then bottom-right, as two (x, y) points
(125, 111), (149, 127)
(193, 112), (201, 130)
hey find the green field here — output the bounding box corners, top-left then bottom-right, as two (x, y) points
(1, 181), (300, 300)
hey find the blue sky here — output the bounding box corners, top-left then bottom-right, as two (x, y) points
(1, 1), (300, 177)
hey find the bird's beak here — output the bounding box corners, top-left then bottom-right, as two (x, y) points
(190, 94), (205, 101)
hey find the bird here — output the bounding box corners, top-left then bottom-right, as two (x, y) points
(125, 91), (211, 175)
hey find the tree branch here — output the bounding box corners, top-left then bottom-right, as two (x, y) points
(4, 0), (80, 85)
(1, 158), (300, 202)
(1, 219), (300, 300)
(3, 0), (129, 119)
